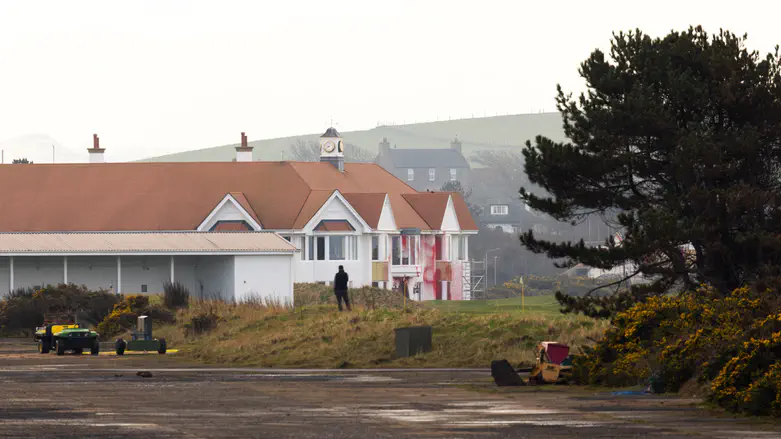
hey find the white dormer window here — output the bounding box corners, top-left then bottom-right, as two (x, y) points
(407, 168), (414, 181)
(490, 205), (509, 215)
(450, 168), (457, 181)
(429, 168), (436, 181)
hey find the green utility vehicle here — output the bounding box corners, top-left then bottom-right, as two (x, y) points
(37, 321), (100, 356)
(115, 315), (166, 355)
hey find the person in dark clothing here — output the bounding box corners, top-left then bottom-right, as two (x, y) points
(333, 265), (351, 311)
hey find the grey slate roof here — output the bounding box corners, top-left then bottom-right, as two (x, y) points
(321, 127), (341, 138)
(384, 148), (469, 168)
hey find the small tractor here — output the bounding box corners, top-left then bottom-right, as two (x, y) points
(115, 315), (167, 355)
(491, 341), (574, 386)
(36, 315), (100, 356)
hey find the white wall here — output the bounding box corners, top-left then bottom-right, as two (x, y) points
(198, 197), (259, 231)
(195, 256), (234, 301)
(234, 255), (293, 304)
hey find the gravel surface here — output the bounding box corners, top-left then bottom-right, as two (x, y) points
(0, 339), (779, 438)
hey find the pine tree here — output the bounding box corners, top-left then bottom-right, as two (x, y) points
(521, 27), (781, 317)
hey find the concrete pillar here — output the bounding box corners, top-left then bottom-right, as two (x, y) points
(170, 255), (175, 283)
(117, 256), (122, 294)
(63, 256), (68, 284)
(9, 256), (13, 292)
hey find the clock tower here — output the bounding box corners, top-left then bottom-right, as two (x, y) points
(319, 127), (344, 172)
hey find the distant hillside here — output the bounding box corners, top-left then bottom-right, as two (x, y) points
(137, 113), (566, 165)
(0, 134), (84, 164)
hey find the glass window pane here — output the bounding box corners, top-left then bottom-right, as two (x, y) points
(371, 236), (379, 260)
(410, 236), (417, 265)
(401, 236), (410, 265)
(392, 236), (401, 265)
(316, 236), (326, 260)
(329, 236), (345, 260)
(308, 236), (314, 260)
(352, 236), (358, 260)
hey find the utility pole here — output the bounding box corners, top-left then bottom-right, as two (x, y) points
(494, 256), (498, 287)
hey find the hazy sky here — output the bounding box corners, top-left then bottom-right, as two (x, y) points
(0, 0), (779, 162)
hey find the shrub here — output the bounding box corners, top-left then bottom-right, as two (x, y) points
(184, 312), (221, 337)
(163, 281), (190, 309)
(96, 294), (174, 337)
(0, 284), (120, 335)
(578, 285), (781, 416)
(293, 283), (416, 310)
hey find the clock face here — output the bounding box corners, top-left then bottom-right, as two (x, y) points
(323, 141), (335, 153)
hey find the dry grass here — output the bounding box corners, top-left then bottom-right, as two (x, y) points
(156, 294), (608, 369)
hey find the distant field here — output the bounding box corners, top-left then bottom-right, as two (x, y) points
(426, 295), (561, 316)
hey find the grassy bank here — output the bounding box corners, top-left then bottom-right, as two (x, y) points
(155, 297), (607, 368)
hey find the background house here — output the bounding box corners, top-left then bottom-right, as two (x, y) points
(375, 137), (471, 192)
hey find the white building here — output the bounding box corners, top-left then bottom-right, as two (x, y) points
(0, 130), (478, 301)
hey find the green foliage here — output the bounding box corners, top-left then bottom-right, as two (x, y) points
(0, 284), (120, 335)
(520, 26), (781, 316)
(577, 286), (781, 416)
(11, 158), (32, 164)
(96, 294), (174, 337)
(163, 281), (190, 309)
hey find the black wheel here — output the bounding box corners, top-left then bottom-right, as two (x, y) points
(157, 338), (167, 354)
(37, 340), (50, 354)
(91, 340), (100, 356)
(115, 338), (126, 356)
(55, 340), (65, 356)
(73, 348), (83, 355)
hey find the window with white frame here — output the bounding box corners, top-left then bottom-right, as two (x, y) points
(306, 235), (357, 260)
(449, 168), (457, 181)
(429, 168), (436, 181)
(490, 205), (509, 215)
(407, 169), (414, 181)
(457, 236), (466, 261)
(371, 236), (379, 261)
(391, 235), (419, 266)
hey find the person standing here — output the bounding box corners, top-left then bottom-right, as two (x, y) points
(333, 265), (351, 311)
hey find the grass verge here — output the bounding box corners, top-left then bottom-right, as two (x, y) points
(156, 298), (608, 368)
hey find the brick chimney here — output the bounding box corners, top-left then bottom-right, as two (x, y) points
(87, 134), (105, 163)
(235, 132), (253, 162)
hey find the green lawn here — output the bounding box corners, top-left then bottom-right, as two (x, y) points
(425, 295), (562, 316)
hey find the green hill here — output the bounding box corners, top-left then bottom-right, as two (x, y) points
(137, 112), (566, 165)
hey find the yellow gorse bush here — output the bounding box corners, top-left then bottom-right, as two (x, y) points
(577, 285), (781, 416)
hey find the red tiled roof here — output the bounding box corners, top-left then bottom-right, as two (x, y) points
(314, 220), (355, 232)
(228, 192), (262, 227)
(0, 161), (477, 232)
(342, 193), (386, 229)
(402, 193), (450, 230)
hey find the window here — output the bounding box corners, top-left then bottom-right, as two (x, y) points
(350, 235), (358, 260)
(450, 168), (457, 181)
(490, 205), (509, 215)
(429, 168), (436, 181)
(407, 169), (414, 181)
(434, 235), (443, 261)
(141, 284), (147, 293)
(371, 236), (379, 261)
(329, 236), (345, 260)
(316, 236), (326, 260)
(307, 236), (314, 260)
(457, 236), (466, 261)
(392, 235), (419, 266)
(282, 235), (291, 242)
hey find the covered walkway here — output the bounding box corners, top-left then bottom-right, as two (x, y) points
(0, 232), (297, 302)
